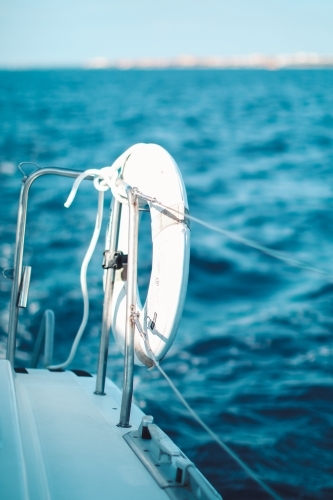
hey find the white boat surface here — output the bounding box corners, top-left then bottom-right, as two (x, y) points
(1, 362), (221, 500)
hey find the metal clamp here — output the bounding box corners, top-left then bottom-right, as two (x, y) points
(102, 250), (128, 270)
(123, 416), (222, 499)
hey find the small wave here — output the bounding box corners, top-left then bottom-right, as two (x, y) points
(239, 137), (288, 156)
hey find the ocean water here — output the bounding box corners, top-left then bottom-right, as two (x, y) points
(0, 69), (333, 499)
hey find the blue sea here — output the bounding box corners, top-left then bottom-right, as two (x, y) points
(0, 69), (332, 499)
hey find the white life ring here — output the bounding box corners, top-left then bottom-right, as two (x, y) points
(110, 144), (190, 367)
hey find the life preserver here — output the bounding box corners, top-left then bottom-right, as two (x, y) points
(110, 144), (190, 367)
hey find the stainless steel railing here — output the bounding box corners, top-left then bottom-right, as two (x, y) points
(6, 167), (94, 365)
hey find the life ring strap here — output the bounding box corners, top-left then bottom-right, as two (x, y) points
(151, 203), (191, 240)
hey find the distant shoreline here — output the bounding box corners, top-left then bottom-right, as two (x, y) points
(1, 66), (333, 71)
(1, 53), (333, 71)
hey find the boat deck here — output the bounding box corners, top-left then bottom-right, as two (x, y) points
(0, 360), (169, 500)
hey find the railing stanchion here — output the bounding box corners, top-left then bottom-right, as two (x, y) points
(118, 187), (138, 427)
(95, 198), (122, 395)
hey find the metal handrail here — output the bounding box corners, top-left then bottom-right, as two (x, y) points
(6, 167), (93, 365)
(31, 309), (55, 368)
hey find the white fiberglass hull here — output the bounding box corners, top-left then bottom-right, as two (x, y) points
(0, 361), (171, 500)
(0, 361), (221, 500)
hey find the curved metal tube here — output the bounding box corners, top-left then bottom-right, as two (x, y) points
(30, 309), (55, 368)
(6, 167), (93, 365)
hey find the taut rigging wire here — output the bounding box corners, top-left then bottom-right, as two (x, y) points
(133, 315), (283, 500)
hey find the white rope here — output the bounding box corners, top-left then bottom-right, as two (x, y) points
(64, 144), (140, 208)
(48, 190), (104, 369)
(64, 168), (115, 208)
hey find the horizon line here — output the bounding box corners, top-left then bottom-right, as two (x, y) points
(2, 52), (333, 71)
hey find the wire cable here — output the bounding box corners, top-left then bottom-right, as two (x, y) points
(142, 196), (333, 282)
(131, 317), (282, 500)
(154, 360), (282, 500)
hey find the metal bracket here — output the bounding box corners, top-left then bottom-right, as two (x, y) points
(18, 162), (40, 177)
(102, 250), (128, 270)
(3, 268), (14, 280)
(123, 416), (222, 500)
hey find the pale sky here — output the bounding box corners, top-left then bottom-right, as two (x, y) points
(0, 0), (332, 67)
